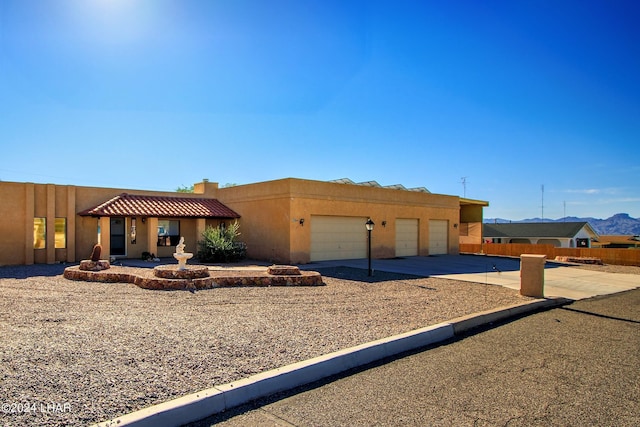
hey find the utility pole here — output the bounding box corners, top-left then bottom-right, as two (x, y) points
(461, 177), (467, 198)
(541, 184), (545, 222)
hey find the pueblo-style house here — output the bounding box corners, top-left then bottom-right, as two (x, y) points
(0, 177), (488, 266)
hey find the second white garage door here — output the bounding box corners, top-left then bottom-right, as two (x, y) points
(429, 220), (449, 255)
(310, 216), (369, 261)
(395, 218), (419, 257)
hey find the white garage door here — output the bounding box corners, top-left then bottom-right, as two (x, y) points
(429, 220), (449, 255)
(311, 216), (368, 261)
(395, 218), (418, 257)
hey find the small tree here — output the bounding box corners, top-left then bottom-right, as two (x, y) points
(176, 185), (194, 193)
(197, 221), (247, 262)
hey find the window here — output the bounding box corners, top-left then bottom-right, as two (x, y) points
(157, 220), (180, 246)
(34, 218), (46, 249)
(55, 218), (66, 249)
(33, 218), (67, 249)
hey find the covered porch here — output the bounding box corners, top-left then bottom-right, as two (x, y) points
(78, 193), (240, 260)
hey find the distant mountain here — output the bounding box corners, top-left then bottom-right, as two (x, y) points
(484, 213), (640, 235)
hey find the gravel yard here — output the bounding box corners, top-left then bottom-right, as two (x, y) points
(0, 261), (636, 426)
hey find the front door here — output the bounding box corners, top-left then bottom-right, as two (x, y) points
(110, 217), (126, 256)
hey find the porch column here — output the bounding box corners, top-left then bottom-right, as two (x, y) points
(24, 183), (35, 265)
(99, 217), (111, 259)
(146, 217), (159, 257)
(46, 184), (56, 264)
(67, 186), (76, 262)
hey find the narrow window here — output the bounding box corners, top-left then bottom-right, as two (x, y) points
(157, 220), (180, 246)
(34, 218), (46, 249)
(55, 218), (66, 249)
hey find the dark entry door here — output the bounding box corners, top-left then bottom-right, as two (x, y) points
(110, 217), (126, 256)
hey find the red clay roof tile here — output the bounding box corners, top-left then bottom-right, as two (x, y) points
(78, 193), (240, 218)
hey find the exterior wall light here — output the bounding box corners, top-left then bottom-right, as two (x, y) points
(299, 218), (305, 226)
(365, 218), (375, 231)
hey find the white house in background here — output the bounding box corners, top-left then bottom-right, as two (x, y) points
(483, 222), (599, 248)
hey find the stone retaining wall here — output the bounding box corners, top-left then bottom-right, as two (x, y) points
(554, 256), (603, 265)
(63, 266), (323, 290)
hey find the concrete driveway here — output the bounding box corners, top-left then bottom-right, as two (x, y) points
(301, 254), (639, 300)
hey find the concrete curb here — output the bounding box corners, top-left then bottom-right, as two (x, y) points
(93, 297), (571, 427)
(449, 297), (572, 335)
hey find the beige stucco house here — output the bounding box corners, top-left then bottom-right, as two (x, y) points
(0, 177), (487, 266)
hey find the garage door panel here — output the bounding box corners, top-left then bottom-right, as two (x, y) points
(429, 220), (448, 255)
(311, 216), (368, 261)
(395, 218), (418, 257)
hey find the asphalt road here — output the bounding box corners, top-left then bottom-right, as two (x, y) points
(190, 288), (640, 427)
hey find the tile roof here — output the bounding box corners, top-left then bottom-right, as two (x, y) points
(483, 222), (597, 239)
(78, 193), (240, 219)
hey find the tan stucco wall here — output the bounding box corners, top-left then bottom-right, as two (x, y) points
(459, 204), (486, 245)
(0, 182), (29, 265)
(0, 182), (77, 265)
(460, 204), (484, 223)
(0, 181), (223, 266)
(218, 178), (463, 264)
(0, 178), (485, 266)
(217, 180), (293, 263)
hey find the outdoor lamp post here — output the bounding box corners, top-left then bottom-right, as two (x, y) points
(365, 218), (375, 276)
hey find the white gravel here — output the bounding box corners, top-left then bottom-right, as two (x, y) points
(0, 264), (547, 426)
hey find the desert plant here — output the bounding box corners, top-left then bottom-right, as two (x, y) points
(197, 221), (247, 262)
(175, 184), (194, 193)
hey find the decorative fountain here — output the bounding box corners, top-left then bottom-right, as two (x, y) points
(152, 237), (209, 281)
(173, 237), (193, 270)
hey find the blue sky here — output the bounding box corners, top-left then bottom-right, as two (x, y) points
(1, 0), (638, 220)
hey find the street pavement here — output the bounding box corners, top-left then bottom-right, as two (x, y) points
(191, 287), (640, 426)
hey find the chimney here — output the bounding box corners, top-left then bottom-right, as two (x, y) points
(193, 179), (219, 196)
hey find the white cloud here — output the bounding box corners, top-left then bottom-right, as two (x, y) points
(599, 197), (640, 204)
(565, 188), (620, 195)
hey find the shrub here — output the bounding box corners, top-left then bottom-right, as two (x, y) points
(197, 221), (247, 263)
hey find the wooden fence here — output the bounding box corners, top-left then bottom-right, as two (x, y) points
(459, 243), (640, 266)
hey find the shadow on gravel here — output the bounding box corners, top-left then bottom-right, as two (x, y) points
(0, 263), (70, 279)
(303, 255), (566, 278)
(315, 266), (423, 283)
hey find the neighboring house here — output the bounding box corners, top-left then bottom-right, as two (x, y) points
(483, 222), (599, 248)
(0, 178), (488, 266)
(592, 235), (640, 249)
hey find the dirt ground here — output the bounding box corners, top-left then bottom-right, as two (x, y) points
(1, 265), (535, 427)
